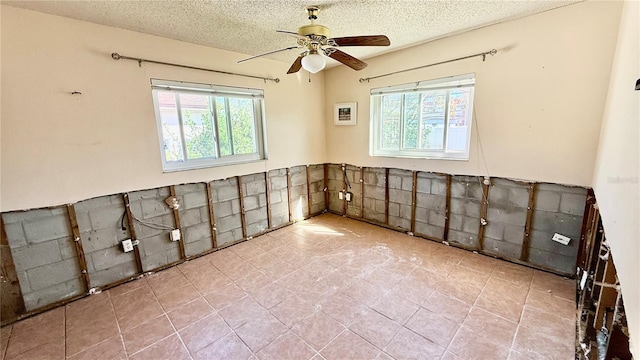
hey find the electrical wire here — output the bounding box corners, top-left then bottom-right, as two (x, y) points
(473, 106), (491, 205)
(343, 165), (352, 190)
(128, 210), (174, 231)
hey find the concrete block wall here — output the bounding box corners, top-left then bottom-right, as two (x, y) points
(387, 169), (413, 231)
(175, 183), (214, 257)
(307, 165), (326, 215)
(2, 208), (84, 311)
(128, 187), (181, 272)
(414, 172), (447, 240)
(529, 184), (588, 274)
(483, 179), (529, 259)
(448, 176), (483, 248)
(290, 166), (310, 221)
(240, 173), (269, 237)
(326, 164), (343, 214)
(74, 195), (137, 288)
(345, 165), (362, 218)
(268, 169), (290, 228)
(211, 178), (243, 247)
(362, 168), (387, 224)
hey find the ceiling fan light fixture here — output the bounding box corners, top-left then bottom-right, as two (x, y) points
(301, 53), (326, 73)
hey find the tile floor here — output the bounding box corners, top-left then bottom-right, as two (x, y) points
(0, 214), (576, 360)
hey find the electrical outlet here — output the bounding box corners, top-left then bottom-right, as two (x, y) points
(552, 233), (571, 245)
(338, 191), (344, 200)
(170, 229), (181, 241)
(122, 239), (134, 252)
(345, 192), (353, 202)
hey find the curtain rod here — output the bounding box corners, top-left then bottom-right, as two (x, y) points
(359, 49), (497, 83)
(111, 53), (280, 83)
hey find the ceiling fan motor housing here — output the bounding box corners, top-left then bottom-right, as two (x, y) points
(297, 24), (330, 38)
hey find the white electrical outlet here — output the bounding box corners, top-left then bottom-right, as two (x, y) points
(552, 233), (571, 245)
(122, 239), (134, 252)
(338, 191), (344, 200)
(345, 192), (352, 202)
(170, 229), (181, 241)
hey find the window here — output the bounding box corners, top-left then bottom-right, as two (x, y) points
(151, 79), (267, 172)
(370, 73), (475, 160)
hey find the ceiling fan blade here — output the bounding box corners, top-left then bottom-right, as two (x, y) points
(324, 49), (367, 71)
(287, 54), (305, 74)
(276, 30), (306, 39)
(330, 35), (390, 47)
(238, 46), (300, 63)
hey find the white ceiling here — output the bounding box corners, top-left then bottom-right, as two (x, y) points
(3, 0), (579, 68)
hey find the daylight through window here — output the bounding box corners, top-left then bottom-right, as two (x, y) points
(151, 79), (266, 172)
(370, 73), (475, 160)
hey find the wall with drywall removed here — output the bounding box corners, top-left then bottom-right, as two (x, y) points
(592, 1), (639, 355)
(0, 6), (326, 211)
(324, 1), (622, 187)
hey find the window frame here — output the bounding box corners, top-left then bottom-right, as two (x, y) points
(151, 79), (268, 172)
(369, 73), (475, 161)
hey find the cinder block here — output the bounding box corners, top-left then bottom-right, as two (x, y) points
(244, 196), (260, 211)
(507, 187), (530, 208)
(415, 207), (429, 222)
(140, 199), (169, 219)
(185, 240), (206, 258)
(217, 214), (241, 233)
(24, 214), (71, 244)
(484, 221), (504, 240)
(401, 176), (413, 191)
(534, 190), (561, 212)
(216, 231), (236, 247)
(231, 199), (241, 215)
(364, 185), (385, 201)
(389, 189), (411, 204)
(75, 211), (92, 233)
(375, 199), (386, 214)
(3, 209), (57, 224)
(4, 222), (27, 248)
(415, 221), (443, 239)
(400, 205), (412, 219)
(538, 183), (588, 195)
(462, 216), (479, 234)
(531, 211), (582, 237)
(559, 193), (587, 216)
(363, 209), (385, 223)
(90, 246), (136, 271)
(140, 233), (173, 256)
(128, 189), (159, 202)
(245, 208), (267, 225)
(389, 216), (410, 230)
(388, 175), (402, 190)
(82, 227), (119, 253)
(244, 178), (266, 196)
(449, 214), (463, 231)
(75, 196), (112, 212)
(388, 203), (400, 217)
(183, 223), (212, 244)
(528, 249), (574, 274)
(487, 186), (508, 206)
(428, 210), (446, 228)
(529, 229), (578, 257)
(416, 177), (431, 193)
(451, 182), (466, 198)
(27, 258), (82, 290)
(308, 167), (324, 182)
(90, 262), (137, 288)
(291, 185), (306, 199)
(141, 252), (169, 272)
(247, 221), (268, 237)
(416, 193), (446, 211)
(182, 190), (208, 210)
(269, 175), (287, 190)
(503, 225), (525, 245)
(450, 198), (480, 217)
(59, 237), (78, 260)
(482, 237), (521, 259)
(448, 230), (477, 247)
(487, 207), (527, 226)
(467, 182), (484, 201)
(89, 204), (126, 230)
(213, 201), (232, 218)
(12, 240), (62, 270)
(217, 185), (239, 202)
(291, 171), (307, 187)
(272, 213), (289, 228)
(23, 278), (83, 311)
(431, 178), (447, 196)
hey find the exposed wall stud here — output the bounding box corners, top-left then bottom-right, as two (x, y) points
(305, 166), (312, 218)
(236, 176), (248, 239)
(384, 168), (390, 225)
(169, 186), (186, 260)
(476, 177), (490, 250)
(520, 183), (537, 261)
(286, 168), (293, 223)
(342, 164), (348, 216)
(323, 164), (329, 211)
(205, 182), (218, 249)
(0, 216), (26, 325)
(123, 193), (144, 274)
(443, 174), (452, 242)
(265, 172), (273, 229)
(360, 167), (365, 218)
(410, 171), (418, 234)
(66, 204), (91, 291)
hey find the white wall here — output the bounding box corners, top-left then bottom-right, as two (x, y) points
(0, 6), (326, 211)
(592, 1), (639, 355)
(324, 1), (621, 187)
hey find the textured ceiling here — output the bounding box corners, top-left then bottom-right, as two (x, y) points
(3, 0), (579, 68)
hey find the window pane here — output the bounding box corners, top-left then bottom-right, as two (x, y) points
(157, 91), (184, 162)
(446, 88), (472, 152)
(215, 97), (232, 157)
(420, 90), (446, 150)
(179, 94), (216, 160)
(381, 94), (401, 150)
(402, 93), (420, 149)
(228, 98), (257, 155)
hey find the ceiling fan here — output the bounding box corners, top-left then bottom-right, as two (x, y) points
(238, 6), (390, 74)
